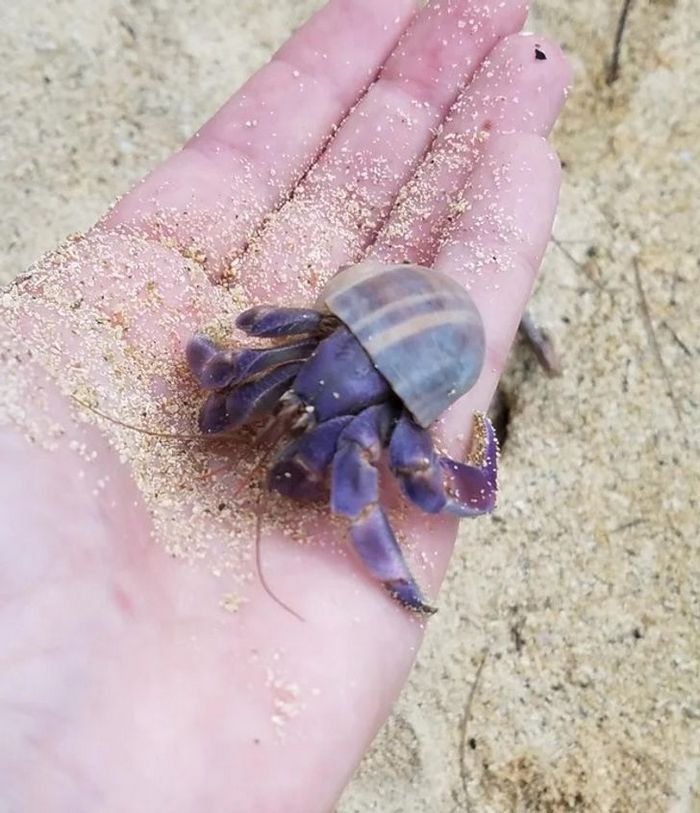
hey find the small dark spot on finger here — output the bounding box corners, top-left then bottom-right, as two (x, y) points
(535, 46), (547, 61)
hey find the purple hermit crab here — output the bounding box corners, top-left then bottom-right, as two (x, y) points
(186, 261), (498, 614)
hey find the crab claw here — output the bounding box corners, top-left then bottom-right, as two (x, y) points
(439, 412), (499, 517)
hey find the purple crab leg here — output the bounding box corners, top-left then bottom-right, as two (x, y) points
(186, 333), (317, 391)
(268, 415), (353, 502)
(389, 412), (447, 514)
(439, 413), (499, 517)
(390, 411), (499, 518)
(198, 362), (303, 435)
(331, 404), (435, 615)
(236, 306), (327, 338)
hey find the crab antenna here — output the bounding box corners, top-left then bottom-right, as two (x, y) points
(226, 443), (278, 498)
(254, 505), (305, 622)
(71, 395), (211, 442)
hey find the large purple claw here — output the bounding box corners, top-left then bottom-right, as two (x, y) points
(198, 362), (302, 434)
(331, 405), (434, 614)
(439, 413), (499, 517)
(236, 306), (325, 338)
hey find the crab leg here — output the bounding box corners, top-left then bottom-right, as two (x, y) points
(331, 405), (435, 615)
(389, 412), (447, 514)
(390, 411), (499, 518)
(268, 415), (353, 502)
(186, 333), (317, 390)
(236, 306), (329, 338)
(439, 413), (499, 517)
(198, 362), (303, 434)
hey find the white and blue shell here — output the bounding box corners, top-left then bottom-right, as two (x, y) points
(318, 260), (485, 428)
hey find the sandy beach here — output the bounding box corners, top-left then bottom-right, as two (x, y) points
(1, 1), (698, 810)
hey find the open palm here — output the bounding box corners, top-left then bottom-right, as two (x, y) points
(0, 1), (570, 810)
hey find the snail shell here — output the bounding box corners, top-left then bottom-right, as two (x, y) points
(319, 261), (485, 428)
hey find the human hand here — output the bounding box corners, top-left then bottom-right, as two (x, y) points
(0, 1), (570, 810)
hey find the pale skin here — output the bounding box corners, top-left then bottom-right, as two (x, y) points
(0, 1), (571, 810)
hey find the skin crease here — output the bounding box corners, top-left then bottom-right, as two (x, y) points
(0, 1), (571, 811)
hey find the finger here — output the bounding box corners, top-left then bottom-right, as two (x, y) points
(105, 0), (418, 265)
(371, 32), (572, 264)
(436, 132), (562, 438)
(382, 131), (562, 610)
(236, 0), (529, 302)
(308, 132), (562, 612)
(55, 30), (570, 368)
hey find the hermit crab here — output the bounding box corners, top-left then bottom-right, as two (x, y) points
(186, 261), (498, 614)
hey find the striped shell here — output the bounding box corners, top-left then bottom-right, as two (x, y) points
(318, 261), (485, 428)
